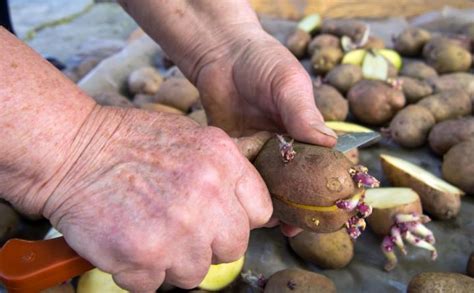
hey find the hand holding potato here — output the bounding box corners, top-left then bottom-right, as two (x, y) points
(39, 107), (272, 291)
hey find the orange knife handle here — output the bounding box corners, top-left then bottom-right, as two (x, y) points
(0, 237), (94, 293)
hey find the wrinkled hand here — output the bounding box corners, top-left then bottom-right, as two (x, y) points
(42, 107), (272, 291)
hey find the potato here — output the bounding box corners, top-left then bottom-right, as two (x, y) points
(188, 109), (207, 126)
(325, 64), (362, 94)
(93, 92), (134, 108)
(133, 94), (154, 107)
(423, 40), (472, 73)
(321, 19), (367, 42)
(399, 77), (433, 103)
(400, 61), (438, 80)
(345, 148), (359, 164)
(417, 89), (472, 122)
(347, 80), (405, 125)
(0, 203), (20, 243)
(428, 117), (474, 155)
(460, 22), (474, 40)
(313, 84), (348, 121)
(442, 140), (474, 194)
(77, 269), (126, 293)
(380, 154), (464, 219)
(361, 36), (385, 49)
(407, 272), (474, 293)
(127, 66), (163, 95)
(467, 252), (474, 277)
(428, 73), (474, 98)
(387, 105), (436, 148)
(199, 257), (244, 291)
(307, 34), (340, 56)
(153, 77), (199, 112)
(342, 49), (402, 71)
(254, 137), (365, 233)
(286, 29), (311, 59)
(140, 103), (185, 115)
(311, 47), (343, 75)
(289, 228), (354, 269)
(365, 188), (422, 236)
(393, 27), (431, 56)
(164, 65), (186, 79)
(264, 268), (336, 293)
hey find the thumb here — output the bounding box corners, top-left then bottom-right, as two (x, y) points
(274, 71), (337, 147)
(234, 131), (272, 161)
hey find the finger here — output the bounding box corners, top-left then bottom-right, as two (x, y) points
(273, 67), (337, 147)
(113, 269), (165, 292)
(235, 162), (273, 229)
(280, 222), (304, 237)
(164, 247), (212, 289)
(234, 131), (272, 161)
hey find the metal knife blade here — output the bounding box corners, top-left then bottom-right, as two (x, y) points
(335, 132), (381, 153)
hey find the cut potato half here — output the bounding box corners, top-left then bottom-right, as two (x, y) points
(77, 269), (126, 293)
(199, 256), (244, 291)
(365, 188), (422, 235)
(325, 121), (373, 133)
(380, 154), (463, 219)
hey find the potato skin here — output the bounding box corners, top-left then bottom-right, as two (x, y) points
(400, 61), (438, 80)
(361, 36), (385, 49)
(428, 117), (474, 155)
(428, 73), (474, 102)
(367, 194), (422, 236)
(254, 138), (360, 232)
(311, 47), (343, 75)
(388, 105), (436, 148)
(399, 76), (433, 103)
(423, 41), (472, 73)
(153, 77), (199, 112)
(93, 92), (134, 108)
(407, 272), (474, 293)
(348, 80), (405, 125)
(417, 89), (472, 122)
(442, 141), (474, 194)
(325, 64), (363, 94)
(313, 84), (348, 121)
(289, 229), (354, 269)
(393, 27), (431, 56)
(307, 34), (340, 56)
(381, 157), (461, 219)
(321, 19), (367, 41)
(127, 66), (163, 95)
(286, 29), (311, 59)
(264, 268), (336, 293)
(467, 252), (474, 277)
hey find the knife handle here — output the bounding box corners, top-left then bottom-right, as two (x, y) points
(0, 237), (93, 293)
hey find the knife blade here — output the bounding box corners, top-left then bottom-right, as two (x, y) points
(334, 132), (381, 153)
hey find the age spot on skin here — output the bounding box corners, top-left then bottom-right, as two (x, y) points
(10, 62), (18, 68)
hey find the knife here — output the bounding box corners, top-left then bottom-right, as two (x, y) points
(0, 131), (380, 292)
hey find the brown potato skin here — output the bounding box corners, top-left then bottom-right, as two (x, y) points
(388, 105), (436, 148)
(313, 84), (348, 121)
(367, 195), (422, 236)
(407, 272), (474, 293)
(381, 157), (461, 219)
(428, 73), (474, 109)
(325, 64), (363, 94)
(153, 77), (199, 112)
(321, 19), (367, 41)
(344, 148), (359, 164)
(127, 66), (163, 95)
(264, 268), (336, 293)
(93, 92), (134, 108)
(442, 140), (474, 194)
(400, 61), (438, 80)
(393, 27), (431, 56)
(348, 80), (405, 125)
(467, 252), (474, 277)
(428, 117), (474, 155)
(140, 103), (185, 115)
(361, 36), (385, 49)
(0, 203), (21, 243)
(423, 40), (472, 73)
(289, 229), (354, 269)
(399, 76), (433, 103)
(286, 29), (311, 59)
(254, 138), (360, 232)
(417, 89), (472, 122)
(311, 47), (343, 75)
(307, 34), (340, 56)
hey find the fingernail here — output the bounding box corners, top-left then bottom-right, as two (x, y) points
(311, 122), (337, 139)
